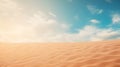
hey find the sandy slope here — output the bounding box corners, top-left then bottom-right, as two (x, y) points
(0, 40), (120, 67)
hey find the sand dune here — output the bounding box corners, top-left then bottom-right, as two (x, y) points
(0, 40), (120, 67)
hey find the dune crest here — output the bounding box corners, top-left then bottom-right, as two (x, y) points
(0, 40), (120, 67)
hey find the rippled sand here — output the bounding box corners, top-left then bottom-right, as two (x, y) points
(0, 40), (120, 67)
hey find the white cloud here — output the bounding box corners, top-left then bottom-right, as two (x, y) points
(112, 14), (120, 24)
(53, 25), (120, 42)
(0, 0), (69, 42)
(91, 29), (120, 41)
(77, 26), (120, 41)
(87, 5), (103, 14)
(0, 0), (119, 42)
(90, 19), (100, 24)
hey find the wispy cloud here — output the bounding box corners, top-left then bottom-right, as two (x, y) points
(87, 5), (103, 15)
(0, 0), (119, 42)
(48, 12), (56, 18)
(90, 19), (100, 24)
(106, 0), (112, 3)
(112, 14), (120, 24)
(0, 0), (69, 42)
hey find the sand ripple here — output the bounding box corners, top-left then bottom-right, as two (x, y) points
(0, 40), (120, 67)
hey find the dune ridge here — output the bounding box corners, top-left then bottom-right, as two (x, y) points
(0, 40), (120, 67)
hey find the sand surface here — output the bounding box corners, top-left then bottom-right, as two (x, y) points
(0, 40), (120, 67)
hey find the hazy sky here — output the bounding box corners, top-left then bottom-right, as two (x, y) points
(0, 0), (120, 42)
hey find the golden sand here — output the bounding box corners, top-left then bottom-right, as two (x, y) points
(0, 40), (120, 67)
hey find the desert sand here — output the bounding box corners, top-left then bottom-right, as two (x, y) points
(0, 40), (120, 67)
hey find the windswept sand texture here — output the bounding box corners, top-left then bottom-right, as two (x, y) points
(0, 40), (120, 67)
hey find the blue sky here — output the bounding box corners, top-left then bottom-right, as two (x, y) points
(0, 0), (120, 42)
